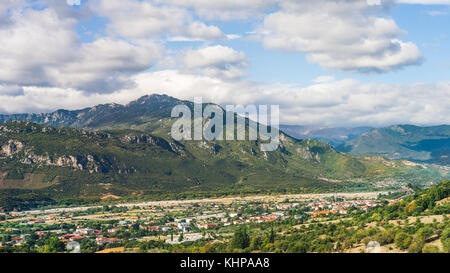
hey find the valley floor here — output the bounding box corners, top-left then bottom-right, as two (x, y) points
(6, 191), (389, 218)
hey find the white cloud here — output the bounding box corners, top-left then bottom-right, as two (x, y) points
(67, 0), (81, 5)
(0, 7), (79, 86)
(2, 71), (448, 127)
(0, 0), (448, 129)
(90, 0), (224, 42)
(313, 76), (336, 83)
(177, 46), (249, 79)
(0, 5), (160, 93)
(156, 0), (275, 20)
(0, 84), (24, 96)
(260, 0), (422, 73)
(0, 0), (25, 24)
(226, 34), (242, 40)
(46, 38), (161, 92)
(167, 22), (224, 42)
(130, 72), (450, 127)
(367, 0), (382, 5)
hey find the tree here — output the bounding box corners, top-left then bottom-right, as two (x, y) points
(268, 227), (275, 244)
(416, 227), (433, 242)
(441, 227), (450, 253)
(231, 226), (250, 250)
(40, 237), (65, 253)
(395, 232), (412, 250)
(249, 236), (263, 251)
(407, 238), (424, 253)
(290, 241), (308, 253)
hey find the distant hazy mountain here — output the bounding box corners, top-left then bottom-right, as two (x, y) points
(337, 125), (450, 165)
(280, 125), (373, 147)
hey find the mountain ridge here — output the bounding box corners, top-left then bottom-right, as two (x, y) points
(337, 124), (450, 165)
(280, 125), (373, 147)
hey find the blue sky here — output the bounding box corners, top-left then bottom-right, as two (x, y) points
(0, 0), (449, 127)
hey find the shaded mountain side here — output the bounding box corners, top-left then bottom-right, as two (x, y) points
(337, 125), (450, 165)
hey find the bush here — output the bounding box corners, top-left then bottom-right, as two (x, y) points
(374, 229), (395, 245)
(289, 241), (308, 253)
(441, 227), (450, 253)
(395, 232), (412, 250)
(422, 245), (440, 253)
(416, 227), (433, 242)
(407, 239), (424, 253)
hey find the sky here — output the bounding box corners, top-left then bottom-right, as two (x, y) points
(0, 0), (449, 127)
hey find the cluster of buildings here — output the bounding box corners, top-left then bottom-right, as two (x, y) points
(0, 194), (387, 250)
(306, 199), (383, 217)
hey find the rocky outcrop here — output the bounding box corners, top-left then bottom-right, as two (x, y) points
(0, 140), (24, 156)
(121, 133), (186, 155)
(296, 145), (321, 163)
(20, 153), (124, 174)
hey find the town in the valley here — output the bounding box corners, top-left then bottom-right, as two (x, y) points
(0, 190), (404, 253)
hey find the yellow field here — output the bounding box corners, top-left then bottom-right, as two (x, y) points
(96, 247), (125, 253)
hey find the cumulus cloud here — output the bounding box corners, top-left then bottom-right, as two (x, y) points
(0, 0), (25, 24)
(90, 0), (225, 42)
(260, 0), (422, 73)
(0, 0), (447, 129)
(0, 7), (79, 86)
(129, 72), (450, 127)
(0, 84), (24, 97)
(179, 46), (249, 79)
(67, 0), (81, 5)
(46, 38), (161, 92)
(2, 70), (448, 127)
(313, 76), (336, 83)
(0, 4), (160, 93)
(156, 0), (275, 20)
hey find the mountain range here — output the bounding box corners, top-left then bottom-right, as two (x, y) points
(0, 94), (448, 210)
(279, 125), (373, 147)
(337, 125), (450, 165)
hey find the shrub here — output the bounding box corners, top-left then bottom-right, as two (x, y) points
(395, 232), (412, 250)
(422, 245), (440, 253)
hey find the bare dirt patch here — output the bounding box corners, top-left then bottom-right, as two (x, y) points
(388, 214), (449, 226)
(101, 194), (122, 200)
